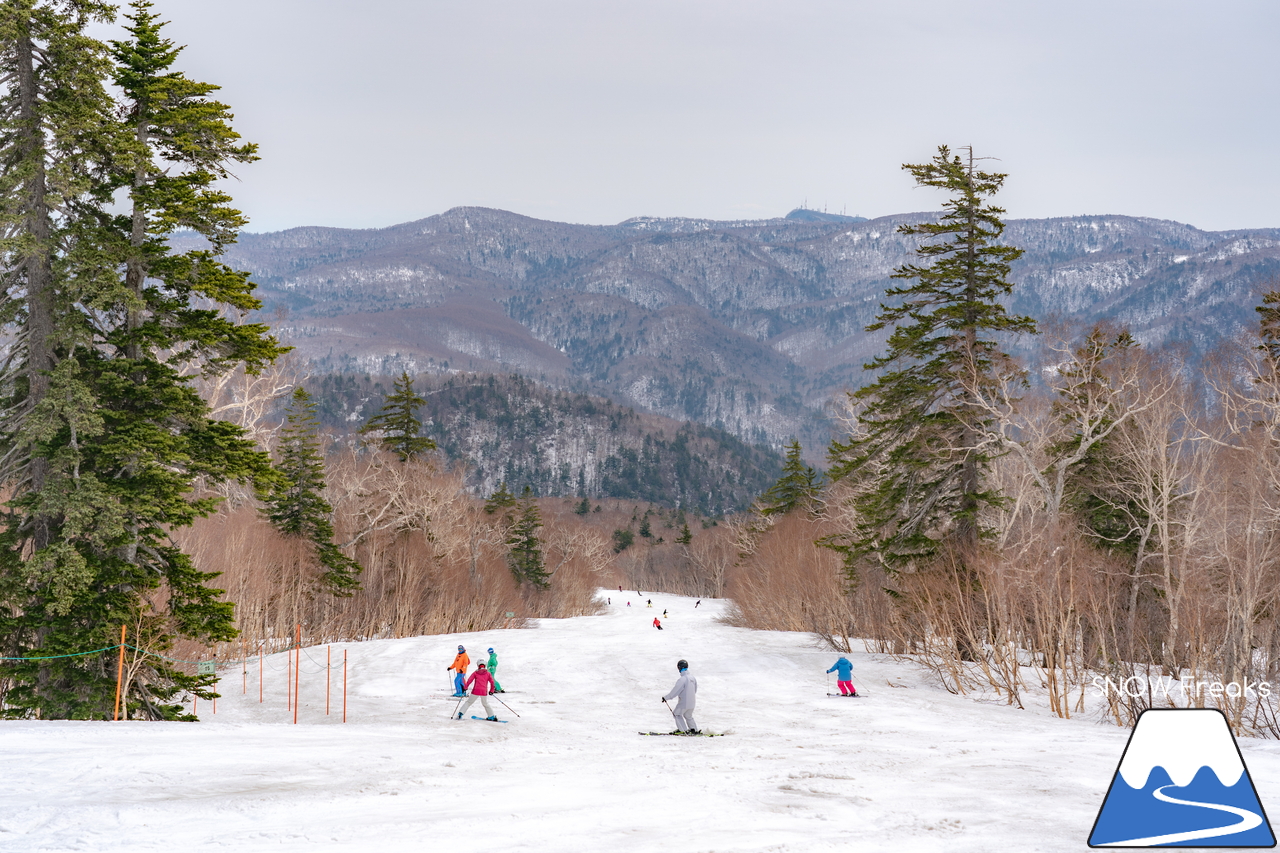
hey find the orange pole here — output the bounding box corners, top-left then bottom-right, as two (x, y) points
(113, 625), (126, 721)
(293, 624), (300, 725)
(343, 649), (347, 723)
(287, 638), (292, 713)
(326, 645), (331, 716)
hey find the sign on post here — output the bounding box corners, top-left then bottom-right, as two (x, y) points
(197, 660), (217, 676)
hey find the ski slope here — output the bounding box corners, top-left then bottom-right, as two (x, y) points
(4, 591), (1280, 852)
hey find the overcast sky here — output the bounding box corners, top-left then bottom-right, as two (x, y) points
(127, 0), (1279, 233)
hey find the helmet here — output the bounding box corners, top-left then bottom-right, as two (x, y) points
(677, 659), (688, 671)
(487, 648), (494, 654)
(458, 645), (465, 652)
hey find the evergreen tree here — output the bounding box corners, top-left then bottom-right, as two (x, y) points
(638, 517), (652, 538)
(359, 371), (434, 461)
(264, 388), (361, 594)
(505, 486), (548, 588)
(1052, 326), (1147, 556)
(612, 528), (634, 552)
(573, 496), (590, 515)
(676, 523), (693, 545)
(758, 439), (823, 516)
(0, 1), (283, 719)
(484, 482), (516, 516)
(1258, 289), (1280, 373)
(827, 146), (1035, 574)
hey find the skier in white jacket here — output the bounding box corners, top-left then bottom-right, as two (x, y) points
(662, 659), (699, 734)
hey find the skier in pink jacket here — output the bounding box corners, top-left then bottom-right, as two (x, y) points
(455, 662), (499, 721)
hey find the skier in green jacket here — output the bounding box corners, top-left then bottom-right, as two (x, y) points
(487, 647), (504, 693)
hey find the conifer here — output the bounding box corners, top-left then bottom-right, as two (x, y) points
(0, 1), (284, 719)
(827, 146), (1035, 574)
(758, 440), (823, 516)
(264, 388), (361, 594)
(359, 371), (434, 461)
(505, 486), (548, 588)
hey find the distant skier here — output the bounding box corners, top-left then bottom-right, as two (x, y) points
(486, 647), (504, 693)
(827, 656), (857, 696)
(653, 617), (663, 630)
(647, 599), (652, 608)
(694, 600), (701, 609)
(662, 609), (668, 618)
(455, 662), (499, 721)
(447, 645), (470, 696)
(662, 659), (699, 734)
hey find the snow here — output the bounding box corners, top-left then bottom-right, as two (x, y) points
(5, 591), (1280, 852)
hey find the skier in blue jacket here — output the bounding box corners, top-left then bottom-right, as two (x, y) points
(827, 657), (857, 696)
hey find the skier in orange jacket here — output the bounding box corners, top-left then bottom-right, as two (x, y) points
(447, 645), (470, 696)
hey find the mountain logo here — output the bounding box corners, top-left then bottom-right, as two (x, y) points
(1089, 708), (1275, 847)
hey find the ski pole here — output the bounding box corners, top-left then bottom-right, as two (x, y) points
(663, 697), (678, 726)
(491, 693), (521, 718)
(450, 695), (464, 720)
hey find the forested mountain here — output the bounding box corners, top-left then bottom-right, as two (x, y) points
(310, 373), (782, 515)
(181, 207), (1280, 458)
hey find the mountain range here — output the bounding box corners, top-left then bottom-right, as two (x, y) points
(188, 207), (1280, 458)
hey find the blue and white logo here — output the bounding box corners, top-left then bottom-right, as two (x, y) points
(1089, 708), (1275, 847)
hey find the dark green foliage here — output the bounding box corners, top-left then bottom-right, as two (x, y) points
(263, 388), (361, 594)
(826, 146), (1035, 574)
(1053, 327), (1147, 556)
(1258, 288), (1280, 372)
(359, 371), (435, 461)
(573, 496), (591, 515)
(506, 487), (548, 588)
(484, 482), (516, 515)
(613, 528), (635, 553)
(758, 439), (823, 516)
(638, 517), (652, 538)
(676, 523), (692, 545)
(0, 1), (284, 719)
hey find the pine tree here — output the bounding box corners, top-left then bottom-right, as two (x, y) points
(505, 487), (548, 589)
(758, 440), (823, 516)
(264, 388), (361, 594)
(484, 482), (516, 516)
(676, 523), (692, 545)
(1258, 289), (1280, 373)
(0, 1), (283, 719)
(573, 496), (590, 515)
(359, 371), (434, 461)
(827, 146), (1035, 574)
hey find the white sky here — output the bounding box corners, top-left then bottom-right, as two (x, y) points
(124, 0), (1280, 233)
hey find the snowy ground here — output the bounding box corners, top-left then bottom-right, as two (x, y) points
(5, 591), (1280, 852)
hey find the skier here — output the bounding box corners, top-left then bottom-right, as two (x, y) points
(827, 656), (857, 696)
(447, 645), (470, 697)
(662, 609), (668, 618)
(653, 617), (663, 630)
(455, 662), (499, 721)
(695, 600), (701, 608)
(662, 659), (699, 734)
(647, 599), (652, 608)
(486, 647), (504, 693)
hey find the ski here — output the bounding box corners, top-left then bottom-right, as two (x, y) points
(638, 731), (726, 737)
(826, 693), (862, 698)
(471, 716), (509, 723)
